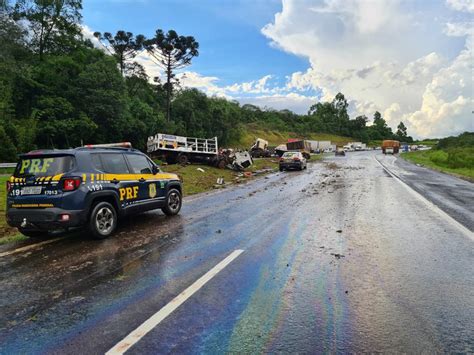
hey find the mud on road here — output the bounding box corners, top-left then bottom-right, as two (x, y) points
(1, 151), (473, 353)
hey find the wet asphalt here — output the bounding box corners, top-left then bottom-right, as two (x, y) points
(0, 151), (473, 354)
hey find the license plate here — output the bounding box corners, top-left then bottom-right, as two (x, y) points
(21, 186), (43, 195)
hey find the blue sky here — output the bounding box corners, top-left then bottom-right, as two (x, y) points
(83, 0), (308, 86)
(82, 0), (473, 138)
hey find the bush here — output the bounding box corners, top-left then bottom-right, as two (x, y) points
(446, 147), (474, 169)
(429, 150), (448, 166)
(0, 125), (17, 162)
(437, 132), (474, 149)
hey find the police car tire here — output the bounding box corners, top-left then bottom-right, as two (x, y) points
(89, 201), (117, 239)
(162, 188), (182, 216)
(19, 229), (49, 238)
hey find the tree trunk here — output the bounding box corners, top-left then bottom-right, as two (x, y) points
(166, 55), (172, 122)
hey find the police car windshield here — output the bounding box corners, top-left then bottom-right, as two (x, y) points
(14, 156), (75, 177)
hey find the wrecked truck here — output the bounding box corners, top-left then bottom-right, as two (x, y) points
(147, 133), (252, 170)
(250, 138), (271, 158)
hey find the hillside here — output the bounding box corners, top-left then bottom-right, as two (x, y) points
(229, 124), (355, 149)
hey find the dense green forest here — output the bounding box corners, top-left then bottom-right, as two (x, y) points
(0, 0), (412, 162)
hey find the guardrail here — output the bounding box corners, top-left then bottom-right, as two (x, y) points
(0, 163), (16, 168)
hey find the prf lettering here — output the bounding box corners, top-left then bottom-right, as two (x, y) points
(20, 158), (54, 174)
(119, 186), (139, 201)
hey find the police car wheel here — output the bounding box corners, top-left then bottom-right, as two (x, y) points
(162, 188), (182, 216)
(89, 202), (117, 239)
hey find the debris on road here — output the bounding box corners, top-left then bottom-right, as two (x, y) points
(331, 253), (345, 259)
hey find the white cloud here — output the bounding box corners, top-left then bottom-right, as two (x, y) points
(446, 0), (474, 13)
(260, 0), (472, 138)
(403, 46), (473, 137)
(81, 25), (103, 49)
(444, 22), (473, 37)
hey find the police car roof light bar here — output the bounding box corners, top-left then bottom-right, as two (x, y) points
(84, 142), (132, 149)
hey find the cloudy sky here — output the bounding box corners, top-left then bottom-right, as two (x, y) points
(83, 0), (473, 138)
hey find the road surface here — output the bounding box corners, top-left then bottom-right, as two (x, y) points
(1, 151), (473, 354)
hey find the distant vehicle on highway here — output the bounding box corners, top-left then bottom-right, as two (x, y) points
(335, 147), (346, 156)
(382, 140), (400, 154)
(6, 143), (182, 239)
(279, 151), (307, 171)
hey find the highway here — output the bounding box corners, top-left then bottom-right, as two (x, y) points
(0, 151), (472, 353)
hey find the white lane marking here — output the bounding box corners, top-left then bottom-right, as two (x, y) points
(374, 156), (474, 241)
(106, 249), (245, 355)
(0, 237), (64, 258)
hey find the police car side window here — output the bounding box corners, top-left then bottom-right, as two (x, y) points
(126, 154), (152, 174)
(91, 154), (104, 171)
(100, 153), (130, 174)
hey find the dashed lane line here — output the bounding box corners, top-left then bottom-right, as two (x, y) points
(374, 155), (473, 241)
(106, 249), (245, 355)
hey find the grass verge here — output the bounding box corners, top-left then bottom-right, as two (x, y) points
(401, 149), (474, 181)
(0, 175), (23, 241)
(162, 157), (281, 196)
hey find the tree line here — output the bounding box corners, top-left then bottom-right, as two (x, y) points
(0, 0), (412, 162)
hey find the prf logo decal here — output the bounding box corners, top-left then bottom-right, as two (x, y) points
(149, 183), (157, 198)
(20, 158), (54, 174)
(119, 186), (139, 201)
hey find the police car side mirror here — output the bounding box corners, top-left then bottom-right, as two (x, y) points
(152, 165), (159, 175)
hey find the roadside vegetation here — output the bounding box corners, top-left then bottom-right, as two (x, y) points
(0, 175), (27, 243)
(1, 0), (412, 163)
(230, 125), (354, 148)
(402, 132), (474, 180)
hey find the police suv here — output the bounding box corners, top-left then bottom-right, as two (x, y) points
(6, 143), (182, 239)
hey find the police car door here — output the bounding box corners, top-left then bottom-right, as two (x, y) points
(99, 153), (140, 210)
(125, 153), (161, 210)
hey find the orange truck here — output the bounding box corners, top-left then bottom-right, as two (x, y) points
(382, 140), (400, 154)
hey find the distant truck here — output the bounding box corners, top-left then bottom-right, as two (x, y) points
(307, 140), (331, 153)
(382, 140), (400, 154)
(286, 140), (311, 159)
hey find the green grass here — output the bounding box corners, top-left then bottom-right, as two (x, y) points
(0, 175), (21, 240)
(229, 124), (355, 148)
(162, 157), (280, 196)
(0, 167), (14, 175)
(402, 148), (474, 180)
(0, 233), (28, 245)
(413, 139), (439, 147)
